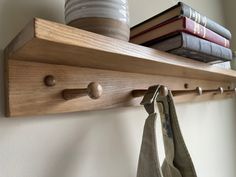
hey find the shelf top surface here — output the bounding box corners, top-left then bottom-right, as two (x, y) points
(5, 18), (236, 82)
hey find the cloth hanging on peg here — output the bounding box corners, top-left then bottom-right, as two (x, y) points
(136, 85), (197, 177)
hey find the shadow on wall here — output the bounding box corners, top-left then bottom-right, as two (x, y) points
(0, 50), (5, 118)
(0, 49), (138, 177)
(0, 1), (140, 176)
(42, 113), (138, 177)
(0, 0), (64, 49)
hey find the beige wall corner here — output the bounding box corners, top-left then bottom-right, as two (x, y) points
(222, 0), (236, 51)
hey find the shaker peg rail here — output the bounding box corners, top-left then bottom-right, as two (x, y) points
(4, 18), (236, 117)
(62, 82), (103, 100)
(132, 86), (236, 98)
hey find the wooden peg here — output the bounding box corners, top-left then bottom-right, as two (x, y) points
(62, 82), (103, 100)
(132, 86), (203, 98)
(203, 87), (224, 95)
(159, 86), (168, 96)
(132, 89), (147, 98)
(132, 86), (168, 98)
(172, 87), (203, 96)
(44, 75), (56, 87)
(224, 88), (236, 94)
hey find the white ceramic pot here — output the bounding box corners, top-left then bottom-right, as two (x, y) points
(65, 0), (130, 41)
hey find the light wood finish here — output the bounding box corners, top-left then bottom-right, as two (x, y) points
(132, 90), (147, 98)
(4, 18), (236, 82)
(224, 88), (236, 94)
(44, 75), (56, 87)
(132, 86), (235, 97)
(6, 60), (235, 117)
(203, 87), (224, 94)
(172, 87), (203, 96)
(4, 18), (236, 117)
(62, 82), (103, 100)
(132, 87), (203, 97)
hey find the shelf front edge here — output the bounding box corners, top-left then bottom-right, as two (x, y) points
(5, 18), (236, 83)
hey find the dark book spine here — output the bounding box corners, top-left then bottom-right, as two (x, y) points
(170, 48), (225, 63)
(173, 33), (232, 62)
(184, 17), (230, 48)
(180, 2), (232, 40)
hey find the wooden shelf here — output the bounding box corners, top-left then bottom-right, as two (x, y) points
(4, 18), (236, 117)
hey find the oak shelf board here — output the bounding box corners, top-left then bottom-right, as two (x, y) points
(5, 18), (236, 82)
(6, 60), (234, 117)
(4, 18), (236, 117)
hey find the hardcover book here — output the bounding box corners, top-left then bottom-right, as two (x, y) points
(130, 17), (230, 48)
(150, 32), (232, 63)
(131, 2), (231, 40)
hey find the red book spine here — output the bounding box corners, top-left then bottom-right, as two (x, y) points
(183, 17), (230, 48)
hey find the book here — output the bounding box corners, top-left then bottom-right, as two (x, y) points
(130, 17), (230, 48)
(149, 32), (232, 63)
(213, 62), (231, 69)
(131, 2), (231, 40)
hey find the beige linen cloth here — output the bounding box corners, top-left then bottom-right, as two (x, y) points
(137, 85), (197, 177)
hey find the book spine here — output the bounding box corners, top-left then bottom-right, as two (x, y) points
(180, 2), (232, 40)
(184, 18), (230, 48)
(181, 32), (232, 61)
(171, 48), (226, 63)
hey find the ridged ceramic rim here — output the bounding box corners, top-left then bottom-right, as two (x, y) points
(64, 0), (129, 25)
(65, 9), (129, 24)
(65, 2), (128, 16)
(65, 0), (129, 8)
(65, 1), (128, 12)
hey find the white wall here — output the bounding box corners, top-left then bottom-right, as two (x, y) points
(128, 0), (225, 27)
(222, 0), (236, 50)
(0, 0), (236, 177)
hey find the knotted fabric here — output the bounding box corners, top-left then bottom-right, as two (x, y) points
(137, 85), (197, 177)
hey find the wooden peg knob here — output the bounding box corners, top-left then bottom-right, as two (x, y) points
(44, 75), (56, 87)
(196, 87), (203, 95)
(62, 82), (103, 100)
(159, 86), (168, 96)
(87, 82), (103, 99)
(218, 87), (224, 94)
(233, 88), (236, 93)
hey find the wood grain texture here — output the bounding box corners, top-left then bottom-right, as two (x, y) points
(4, 18), (236, 117)
(4, 18), (236, 82)
(6, 60), (235, 117)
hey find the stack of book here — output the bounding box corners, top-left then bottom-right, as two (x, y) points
(130, 2), (233, 63)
